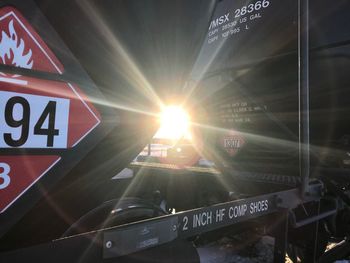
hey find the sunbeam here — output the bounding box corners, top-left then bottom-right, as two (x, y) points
(76, 0), (164, 110)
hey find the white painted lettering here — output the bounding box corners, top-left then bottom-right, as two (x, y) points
(208, 35), (218, 44)
(209, 13), (230, 30)
(193, 211), (213, 228)
(249, 200), (268, 214)
(215, 208), (225, 222)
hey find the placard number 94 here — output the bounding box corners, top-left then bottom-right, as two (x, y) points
(0, 91), (70, 149)
(4, 96), (58, 147)
(234, 0), (270, 18)
(0, 163), (10, 190)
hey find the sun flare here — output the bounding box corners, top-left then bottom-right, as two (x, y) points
(154, 106), (191, 140)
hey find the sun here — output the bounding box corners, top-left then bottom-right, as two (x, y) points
(154, 106), (191, 140)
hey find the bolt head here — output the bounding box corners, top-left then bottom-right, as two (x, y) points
(105, 241), (113, 249)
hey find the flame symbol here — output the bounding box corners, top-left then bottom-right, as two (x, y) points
(0, 20), (33, 69)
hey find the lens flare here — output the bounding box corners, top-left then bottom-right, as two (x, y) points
(155, 106), (191, 140)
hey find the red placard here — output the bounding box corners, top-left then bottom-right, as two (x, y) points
(0, 7), (64, 74)
(0, 156), (61, 213)
(0, 6), (100, 213)
(219, 130), (245, 157)
(0, 76), (101, 148)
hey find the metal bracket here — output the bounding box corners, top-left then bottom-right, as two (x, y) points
(103, 216), (178, 259)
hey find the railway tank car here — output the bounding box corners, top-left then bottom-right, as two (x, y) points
(0, 0), (350, 262)
(187, 0), (350, 187)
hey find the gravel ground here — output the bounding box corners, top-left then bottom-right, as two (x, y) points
(197, 236), (350, 263)
(197, 236), (277, 263)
